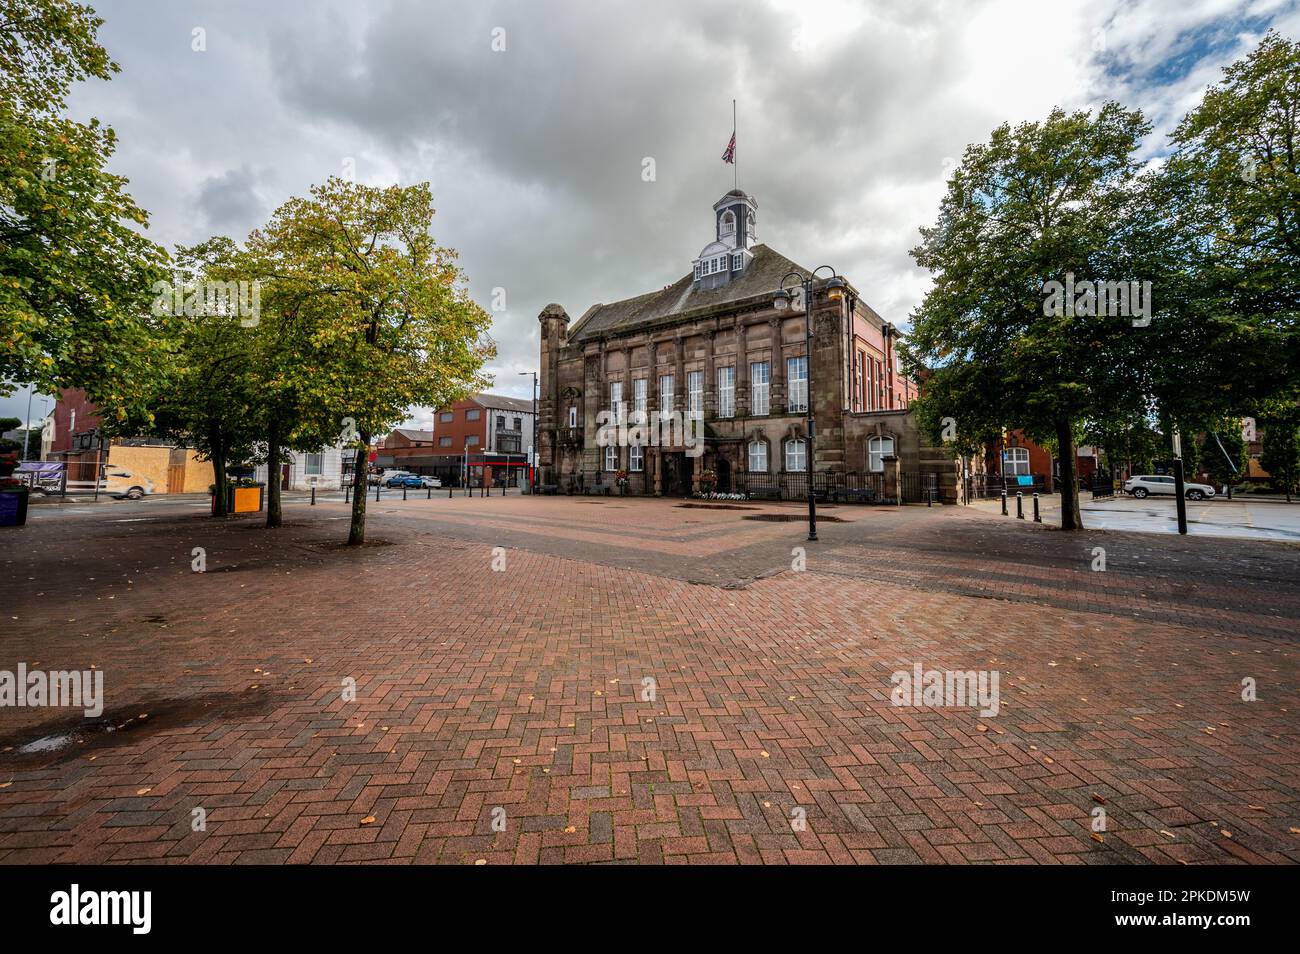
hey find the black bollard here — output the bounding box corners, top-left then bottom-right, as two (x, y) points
(448, 485), (453, 499)
(1001, 490), (1007, 515)
(427, 487), (431, 500)
(403, 485), (407, 500)
(1016, 492), (1024, 519)
(1033, 492), (1041, 522)
(311, 486), (316, 506)
(375, 482), (380, 503)
(344, 481), (350, 503)
(926, 486), (933, 507)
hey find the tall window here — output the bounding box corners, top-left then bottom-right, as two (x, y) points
(604, 445), (618, 471)
(632, 378), (647, 416)
(630, 445), (644, 472)
(687, 370), (703, 417)
(784, 438), (806, 472)
(610, 381), (623, 424)
(658, 374), (674, 416)
(305, 453), (322, 476)
(568, 406), (577, 428)
(748, 440), (768, 473)
(718, 366), (735, 418)
(1002, 447), (1030, 476)
(787, 356), (808, 413)
(750, 361), (770, 415)
(854, 352), (865, 411)
(868, 435), (895, 472)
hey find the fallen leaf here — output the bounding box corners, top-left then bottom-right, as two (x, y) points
(1091, 832), (1104, 843)
(1092, 794), (1106, 804)
(136, 787), (151, 795)
(360, 816), (375, 826)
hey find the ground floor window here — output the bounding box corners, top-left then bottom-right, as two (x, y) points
(604, 445), (618, 471)
(784, 438), (806, 472)
(1002, 446), (1030, 476)
(630, 445), (644, 472)
(868, 435), (895, 472)
(304, 453), (322, 476)
(748, 440), (768, 473)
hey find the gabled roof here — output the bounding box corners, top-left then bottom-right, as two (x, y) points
(392, 428), (433, 443)
(569, 244), (816, 343)
(474, 393), (535, 414)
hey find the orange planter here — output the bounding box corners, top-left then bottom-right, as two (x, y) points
(232, 486), (262, 513)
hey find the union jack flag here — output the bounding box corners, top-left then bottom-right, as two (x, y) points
(721, 132), (735, 164)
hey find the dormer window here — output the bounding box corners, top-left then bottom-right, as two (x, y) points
(731, 252), (743, 271)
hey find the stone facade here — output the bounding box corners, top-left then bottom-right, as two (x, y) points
(537, 191), (960, 500)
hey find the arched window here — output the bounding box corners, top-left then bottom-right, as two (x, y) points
(868, 435), (895, 472)
(1002, 446), (1030, 476)
(748, 440), (768, 473)
(784, 439), (806, 472)
(721, 210), (736, 236)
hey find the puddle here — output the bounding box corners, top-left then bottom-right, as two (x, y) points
(0, 688), (285, 768)
(18, 731), (99, 754)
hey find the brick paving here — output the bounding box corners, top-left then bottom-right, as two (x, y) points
(0, 494), (1297, 864)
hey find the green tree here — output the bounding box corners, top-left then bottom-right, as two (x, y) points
(1, 0), (169, 417)
(1201, 418), (1246, 489)
(245, 178), (494, 544)
(904, 104), (1162, 529)
(1259, 405), (1300, 501)
(1159, 31), (1299, 414)
(132, 238), (262, 517)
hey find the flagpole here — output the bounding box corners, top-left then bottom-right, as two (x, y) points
(733, 99), (737, 191)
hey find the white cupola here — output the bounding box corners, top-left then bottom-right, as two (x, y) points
(692, 190), (757, 289)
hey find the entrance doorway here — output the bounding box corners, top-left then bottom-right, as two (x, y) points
(715, 457), (732, 494)
(662, 453), (692, 496)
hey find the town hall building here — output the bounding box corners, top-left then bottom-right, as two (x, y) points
(536, 190), (959, 500)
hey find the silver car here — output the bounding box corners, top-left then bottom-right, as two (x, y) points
(1123, 474), (1216, 501)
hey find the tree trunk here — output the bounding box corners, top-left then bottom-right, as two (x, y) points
(347, 432), (369, 545)
(210, 426), (228, 517)
(1056, 417), (1083, 530)
(266, 419), (282, 528)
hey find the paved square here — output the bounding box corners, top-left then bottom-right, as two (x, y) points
(1, 494), (1297, 864)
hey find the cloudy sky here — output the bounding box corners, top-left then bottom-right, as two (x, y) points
(5, 0), (1298, 429)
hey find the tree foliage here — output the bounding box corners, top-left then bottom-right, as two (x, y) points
(0, 0), (168, 417)
(245, 178), (494, 543)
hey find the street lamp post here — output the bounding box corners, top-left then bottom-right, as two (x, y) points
(519, 370), (538, 495)
(773, 267), (847, 542)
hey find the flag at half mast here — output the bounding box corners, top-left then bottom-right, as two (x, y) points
(721, 131), (735, 164)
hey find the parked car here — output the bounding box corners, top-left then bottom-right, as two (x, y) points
(384, 472), (418, 488)
(1123, 474), (1216, 501)
(390, 474), (440, 489)
(104, 469), (155, 500)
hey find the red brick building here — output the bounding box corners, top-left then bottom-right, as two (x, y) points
(377, 394), (535, 487)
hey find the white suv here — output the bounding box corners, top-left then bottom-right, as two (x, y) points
(1123, 474), (1216, 501)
